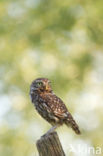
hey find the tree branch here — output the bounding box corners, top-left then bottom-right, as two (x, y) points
(36, 131), (65, 156)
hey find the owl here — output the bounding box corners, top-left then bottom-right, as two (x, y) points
(30, 78), (81, 135)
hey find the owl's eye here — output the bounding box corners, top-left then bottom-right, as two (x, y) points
(37, 82), (43, 87)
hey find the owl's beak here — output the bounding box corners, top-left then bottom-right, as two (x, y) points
(45, 84), (50, 91)
(45, 85), (49, 91)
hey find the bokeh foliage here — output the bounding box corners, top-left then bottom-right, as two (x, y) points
(0, 0), (103, 156)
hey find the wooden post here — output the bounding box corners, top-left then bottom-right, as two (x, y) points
(36, 131), (65, 156)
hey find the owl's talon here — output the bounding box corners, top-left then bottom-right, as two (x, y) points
(41, 125), (58, 138)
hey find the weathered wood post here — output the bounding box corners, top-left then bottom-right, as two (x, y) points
(36, 131), (65, 156)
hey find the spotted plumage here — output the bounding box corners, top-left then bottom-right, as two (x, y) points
(30, 78), (81, 135)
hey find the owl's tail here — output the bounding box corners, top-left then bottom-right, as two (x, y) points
(65, 114), (81, 135)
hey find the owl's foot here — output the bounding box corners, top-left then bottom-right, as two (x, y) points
(41, 125), (59, 138)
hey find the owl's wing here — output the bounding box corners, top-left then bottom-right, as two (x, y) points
(45, 94), (69, 119)
(42, 94), (81, 134)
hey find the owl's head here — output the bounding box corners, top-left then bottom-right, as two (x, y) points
(30, 78), (52, 94)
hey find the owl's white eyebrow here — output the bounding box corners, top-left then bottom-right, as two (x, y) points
(36, 80), (43, 83)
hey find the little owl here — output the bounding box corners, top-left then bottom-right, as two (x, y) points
(30, 78), (81, 135)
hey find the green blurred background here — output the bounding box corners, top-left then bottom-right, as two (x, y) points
(0, 0), (103, 156)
